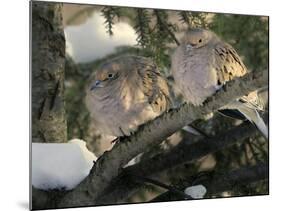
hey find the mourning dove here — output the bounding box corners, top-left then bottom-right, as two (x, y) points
(172, 28), (268, 138)
(85, 55), (172, 137)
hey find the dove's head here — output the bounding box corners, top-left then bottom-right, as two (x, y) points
(182, 28), (216, 50)
(89, 59), (126, 92)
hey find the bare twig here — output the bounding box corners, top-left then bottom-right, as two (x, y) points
(95, 120), (263, 204)
(129, 174), (190, 199)
(150, 163), (268, 202)
(154, 10), (180, 46)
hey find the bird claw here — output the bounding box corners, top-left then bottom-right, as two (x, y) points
(111, 137), (120, 144)
(111, 135), (130, 144)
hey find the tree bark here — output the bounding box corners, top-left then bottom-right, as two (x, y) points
(31, 1), (67, 144)
(58, 70), (267, 208)
(31, 1), (67, 210)
(32, 70), (267, 209)
(95, 121), (261, 204)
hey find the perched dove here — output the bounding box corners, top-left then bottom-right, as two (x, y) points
(85, 55), (172, 137)
(172, 28), (268, 138)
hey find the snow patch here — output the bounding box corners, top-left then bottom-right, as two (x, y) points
(32, 139), (97, 190)
(64, 11), (137, 63)
(184, 184), (207, 199)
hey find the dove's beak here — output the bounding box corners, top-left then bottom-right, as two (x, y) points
(90, 80), (103, 90)
(186, 44), (193, 51)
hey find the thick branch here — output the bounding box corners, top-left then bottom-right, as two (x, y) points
(57, 71), (267, 207)
(127, 122), (260, 176)
(150, 163), (268, 202)
(95, 120), (262, 204)
(32, 187), (68, 210)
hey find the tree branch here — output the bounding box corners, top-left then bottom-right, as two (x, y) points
(154, 10), (180, 46)
(61, 70), (267, 207)
(33, 70), (268, 209)
(95, 120), (263, 204)
(150, 162), (268, 202)
(129, 175), (190, 199)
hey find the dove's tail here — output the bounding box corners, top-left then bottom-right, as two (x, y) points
(182, 125), (210, 138)
(237, 106), (268, 139)
(219, 101), (268, 139)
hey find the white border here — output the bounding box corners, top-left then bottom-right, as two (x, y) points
(1, 0), (280, 211)
(41, 0), (272, 16)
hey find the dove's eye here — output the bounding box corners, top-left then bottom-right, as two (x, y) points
(108, 73), (114, 78)
(198, 39), (202, 43)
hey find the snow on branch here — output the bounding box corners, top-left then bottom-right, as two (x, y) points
(33, 70), (268, 209)
(32, 140), (97, 191)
